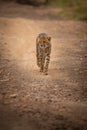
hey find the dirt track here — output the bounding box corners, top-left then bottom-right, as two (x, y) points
(0, 2), (87, 130)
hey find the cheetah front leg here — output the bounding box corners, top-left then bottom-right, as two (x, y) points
(39, 58), (42, 72)
(40, 57), (45, 72)
(44, 55), (50, 75)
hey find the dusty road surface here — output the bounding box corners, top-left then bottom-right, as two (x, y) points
(0, 2), (87, 130)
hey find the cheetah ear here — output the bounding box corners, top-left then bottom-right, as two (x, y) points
(48, 37), (51, 41)
(36, 37), (40, 43)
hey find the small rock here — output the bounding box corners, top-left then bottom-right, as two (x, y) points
(68, 93), (71, 96)
(84, 55), (87, 58)
(10, 94), (17, 98)
(79, 57), (83, 61)
(48, 99), (52, 102)
(2, 92), (6, 95)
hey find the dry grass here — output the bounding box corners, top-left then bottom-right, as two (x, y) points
(48, 0), (87, 21)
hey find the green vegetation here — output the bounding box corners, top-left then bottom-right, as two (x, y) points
(48, 0), (87, 21)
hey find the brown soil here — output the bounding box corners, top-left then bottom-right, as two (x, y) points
(0, 2), (87, 130)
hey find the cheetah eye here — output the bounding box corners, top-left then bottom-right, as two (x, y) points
(40, 44), (43, 48)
